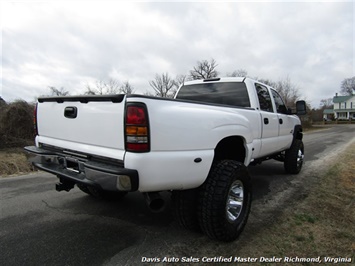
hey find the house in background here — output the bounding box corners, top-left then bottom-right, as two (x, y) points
(323, 93), (355, 120)
(323, 109), (334, 121)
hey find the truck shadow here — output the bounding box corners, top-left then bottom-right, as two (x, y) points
(60, 189), (174, 228)
(46, 162), (303, 264)
(248, 162), (296, 201)
(60, 161), (294, 228)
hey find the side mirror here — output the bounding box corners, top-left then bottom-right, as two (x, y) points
(296, 100), (307, 115)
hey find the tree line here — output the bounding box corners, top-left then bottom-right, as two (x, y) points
(1, 58), (353, 149)
(46, 58), (306, 107)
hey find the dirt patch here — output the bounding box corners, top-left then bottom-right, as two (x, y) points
(0, 148), (36, 177)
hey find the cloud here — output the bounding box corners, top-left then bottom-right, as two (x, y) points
(1, 1), (353, 108)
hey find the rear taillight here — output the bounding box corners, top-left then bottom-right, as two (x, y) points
(125, 104), (150, 152)
(34, 103), (38, 136)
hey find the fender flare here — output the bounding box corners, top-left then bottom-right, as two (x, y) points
(293, 125), (303, 140)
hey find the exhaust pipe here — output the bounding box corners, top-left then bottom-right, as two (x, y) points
(143, 192), (166, 213)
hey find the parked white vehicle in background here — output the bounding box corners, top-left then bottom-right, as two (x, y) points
(25, 77), (307, 241)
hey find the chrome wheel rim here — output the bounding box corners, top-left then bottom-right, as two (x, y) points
(297, 149), (304, 170)
(226, 180), (244, 223)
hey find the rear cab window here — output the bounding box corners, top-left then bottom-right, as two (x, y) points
(176, 82), (251, 108)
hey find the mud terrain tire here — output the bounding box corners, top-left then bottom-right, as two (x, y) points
(172, 189), (200, 231)
(198, 160), (252, 242)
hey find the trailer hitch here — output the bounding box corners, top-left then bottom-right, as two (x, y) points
(56, 176), (75, 192)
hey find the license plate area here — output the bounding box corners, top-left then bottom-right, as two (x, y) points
(65, 158), (80, 173)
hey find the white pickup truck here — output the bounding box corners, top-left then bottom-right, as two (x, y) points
(25, 77), (306, 241)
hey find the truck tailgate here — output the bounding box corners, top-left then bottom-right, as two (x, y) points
(36, 95), (126, 160)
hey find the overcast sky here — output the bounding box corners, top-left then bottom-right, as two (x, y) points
(1, 1), (354, 108)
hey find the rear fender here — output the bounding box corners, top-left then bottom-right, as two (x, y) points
(214, 136), (247, 164)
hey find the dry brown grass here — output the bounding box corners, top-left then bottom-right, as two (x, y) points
(237, 143), (355, 263)
(0, 148), (35, 177)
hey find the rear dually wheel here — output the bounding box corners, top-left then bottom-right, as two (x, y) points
(198, 160), (252, 242)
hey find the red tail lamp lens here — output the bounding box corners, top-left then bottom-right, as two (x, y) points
(126, 106), (147, 125)
(125, 104), (150, 152)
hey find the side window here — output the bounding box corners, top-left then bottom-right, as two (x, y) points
(271, 89), (288, 114)
(256, 84), (273, 112)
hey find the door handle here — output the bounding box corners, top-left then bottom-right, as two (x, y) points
(264, 118), (269, 125)
(64, 107), (78, 119)
(279, 118), (283, 124)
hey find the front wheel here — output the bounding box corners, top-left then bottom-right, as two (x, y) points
(198, 160), (252, 242)
(284, 139), (304, 174)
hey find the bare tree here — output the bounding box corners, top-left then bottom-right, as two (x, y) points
(85, 79), (120, 95)
(175, 74), (187, 88)
(257, 77), (300, 108)
(170, 74), (187, 97)
(48, 86), (70, 96)
(143, 91), (155, 97)
(119, 81), (135, 95)
(319, 98), (333, 109)
(274, 76), (301, 107)
(189, 58), (219, 80)
(227, 69), (248, 77)
(149, 73), (175, 98)
(257, 79), (277, 87)
(340, 77), (355, 95)
(85, 86), (97, 96)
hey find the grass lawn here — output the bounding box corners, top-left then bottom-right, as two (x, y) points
(238, 142), (355, 264)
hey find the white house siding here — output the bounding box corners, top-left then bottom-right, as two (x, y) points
(332, 95), (355, 120)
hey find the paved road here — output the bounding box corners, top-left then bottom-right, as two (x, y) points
(0, 125), (354, 266)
